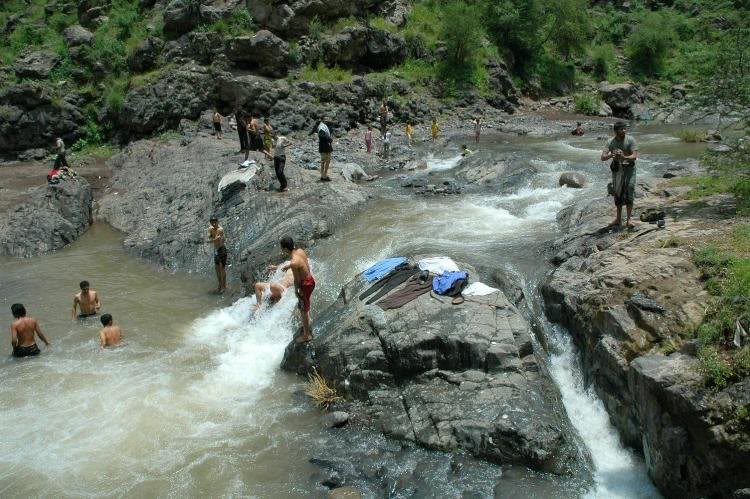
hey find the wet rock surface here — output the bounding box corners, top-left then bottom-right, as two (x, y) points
(0, 177), (92, 257)
(97, 122), (371, 291)
(283, 261), (583, 474)
(542, 179), (750, 497)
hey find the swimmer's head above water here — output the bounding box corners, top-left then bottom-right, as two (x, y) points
(80, 280), (89, 291)
(101, 314), (113, 326)
(11, 303), (26, 318)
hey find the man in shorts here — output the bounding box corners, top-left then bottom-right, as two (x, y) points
(208, 217), (227, 293)
(72, 280), (101, 319)
(273, 236), (315, 343)
(10, 303), (51, 358)
(601, 121), (639, 228)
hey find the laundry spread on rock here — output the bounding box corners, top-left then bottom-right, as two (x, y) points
(417, 256), (460, 275)
(362, 257), (408, 282)
(432, 271), (469, 296)
(463, 282), (500, 296)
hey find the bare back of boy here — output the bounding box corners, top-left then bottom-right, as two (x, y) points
(99, 325), (123, 349)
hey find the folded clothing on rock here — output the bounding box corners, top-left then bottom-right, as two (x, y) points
(363, 257), (408, 282)
(376, 273), (433, 310)
(360, 266), (418, 303)
(432, 271), (469, 296)
(463, 282), (499, 296)
(418, 256), (459, 275)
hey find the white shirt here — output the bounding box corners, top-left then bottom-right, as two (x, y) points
(418, 257), (459, 275)
(56, 138), (65, 154)
(384, 132), (391, 144)
(274, 136), (290, 157)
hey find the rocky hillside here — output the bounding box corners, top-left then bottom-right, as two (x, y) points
(2, 0), (746, 159)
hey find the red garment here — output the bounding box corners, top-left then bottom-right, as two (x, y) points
(47, 168), (60, 181)
(297, 275), (316, 312)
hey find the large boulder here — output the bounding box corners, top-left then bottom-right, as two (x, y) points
(598, 82), (645, 119)
(163, 31), (224, 65)
(283, 266), (583, 474)
(14, 50), (61, 79)
(0, 178), (92, 257)
(320, 26), (406, 71)
(225, 30), (290, 77)
(0, 84), (84, 154)
(484, 58), (519, 112)
(118, 63), (214, 140)
(127, 36), (164, 72)
(77, 0), (110, 27)
(163, 0), (200, 35)
(251, 0), (380, 34)
(63, 25), (93, 47)
(558, 172), (586, 188)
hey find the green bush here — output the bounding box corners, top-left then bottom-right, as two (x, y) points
(698, 346), (735, 390)
(625, 10), (676, 77)
(547, 0), (590, 59)
(71, 117), (104, 151)
(330, 16), (358, 34)
(589, 43), (617, 81)
(308, 16), (324, 41)
(403, 2), (442, 49)
(676, 129), (704, 143)
(439, 1), (483, 73)
(574, 93), (600, 115)
(200, 9), (255, 36)
(369, 16), (398, 33)
(390, 59), (436, 84)
(300, 64), (352, 83)
(538, 57), (576, 95)
(484, 0), (545, 75)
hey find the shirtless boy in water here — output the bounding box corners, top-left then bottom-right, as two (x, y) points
(72, 280), (101, 319)
(98, 314), (122, 349)
(253, 267), (294, 313)
(271, 237), (315, 343)
(10, 303), (50, 358)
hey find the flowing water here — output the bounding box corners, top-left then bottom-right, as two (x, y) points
(0, 125), (704, 497)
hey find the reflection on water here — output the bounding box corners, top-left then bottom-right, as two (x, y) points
(0, 125), (694, 497)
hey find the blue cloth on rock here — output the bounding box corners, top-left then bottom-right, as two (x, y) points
(363, 257), (408, 282)
(432, 271), (469, 295)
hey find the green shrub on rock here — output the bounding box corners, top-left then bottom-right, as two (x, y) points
(625, 10), (676, 77)
(574, 93), (600, 115)
(589, 43), (617, 81)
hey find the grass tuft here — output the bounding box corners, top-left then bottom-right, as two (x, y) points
(300, 64), (352, 83)
(305, 368), (341, 410)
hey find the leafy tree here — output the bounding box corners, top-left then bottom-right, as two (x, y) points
(440, 1), (484, 68)
(546, 0), (591, 59)
(625, 10), (677, 77)
(485, 0), (545, 75)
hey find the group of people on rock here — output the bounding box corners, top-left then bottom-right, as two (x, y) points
(9, 281), (122, 358)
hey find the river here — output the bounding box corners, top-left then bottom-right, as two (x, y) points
(0, 125), (704, 497)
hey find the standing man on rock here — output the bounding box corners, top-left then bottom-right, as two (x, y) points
(54, 137), (69, 169)
(10, 303), (50, 358)
(235, 109), (250, 163)
(601, 121), (638, 229)
(208, 217), (227, 293)
(311, 118), (333, 182)
(270, 236), (315, 343)
(264, 134), (292, 192)
(72, 280), (101, 319)
(379, 99), (389, 137)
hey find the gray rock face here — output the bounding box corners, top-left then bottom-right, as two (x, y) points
(0, 178), (92, 257)
(225, 30), (290, 77)
(0, 84), (84, 154)
(14, 50), (61, 79)
(163, 0), (200, 35)
(97, 132), (370, 284)
(77, 0), (110, 27)
(251, 0), (381, 34)
(127, 36), (164, 73)
(485, 59), (519, 111)
(118, 63), (213, 140)
(63, 25), (93, 47)
(542, 191), (750, 497)
(598, 82), (645, 119)
(321, 26), (406, 71)
(558, 172), (586, 188)
(283, 269), (582, 474)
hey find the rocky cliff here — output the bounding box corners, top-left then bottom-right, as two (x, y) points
(282, 261), (587, 475)
(0, 176), (92, 257)
(541, 169), (750, 497)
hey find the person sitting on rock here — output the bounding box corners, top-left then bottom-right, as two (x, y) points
(601, 121), (638, 229)
(253, 267), (294, 314)
(572, 122), (584, 136)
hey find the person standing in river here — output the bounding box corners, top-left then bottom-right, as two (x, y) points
(601, 121), (638, 229)
(270, 236), (315, 343)
(208, 217), (227, 293)
(72, 280), (101, 320)
(10, 303), (50, 358)
(405, 121), (414, 147)
(311, 118), (333, 182)
(98, 314), (123, 349)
